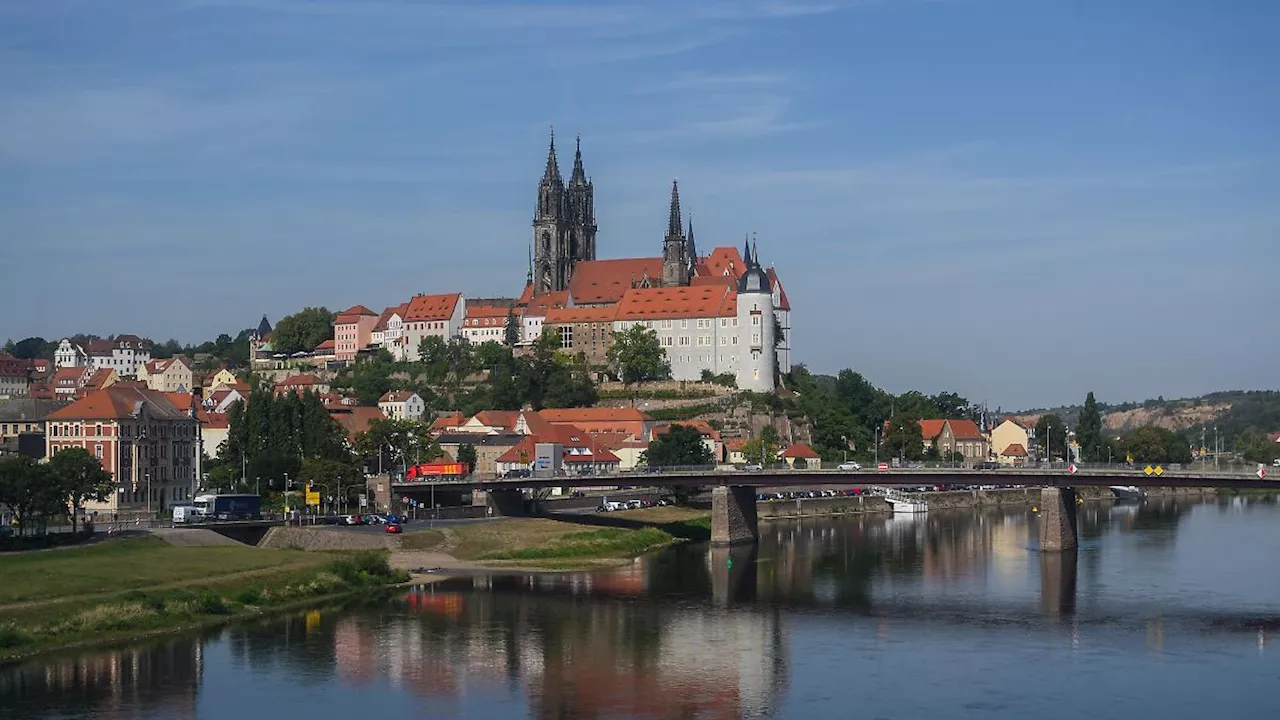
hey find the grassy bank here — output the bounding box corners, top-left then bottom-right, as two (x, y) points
(0, 539), (408, 662)
(445, 507), (711, 566)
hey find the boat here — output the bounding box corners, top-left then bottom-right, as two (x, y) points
(880, 487), (928, 513)
(1109, 485), (1145, 501)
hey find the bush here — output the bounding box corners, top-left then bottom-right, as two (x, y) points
(234, 589), (263, 605)
(329, 551), (402, 587)
(0, 624), (30, 649)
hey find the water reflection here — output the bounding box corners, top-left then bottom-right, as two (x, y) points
(4, 495), (1278, 720)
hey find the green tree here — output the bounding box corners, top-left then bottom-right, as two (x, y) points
(49, 448), (115, 532)
(354, 418), (440, 474)
(883, 416), (924, 461)
(1035, 413), (1066, 460)
(0, 457), (62, 537)
(299, 457), (364, 514)
(929, 391), (972, 419)
(457, 444), (478, 473)
(1076, 392), (1104, 462)
(504, 308), (520, 347)
(606, 325), (671, 385)
(893, 391), (938, 420)
(9, 337), (51, 360)
(742, 426), (782, 466)
(643, 425), (714, 467)
(1236, 426), (1280, 464)
(271, 307), (335, 354)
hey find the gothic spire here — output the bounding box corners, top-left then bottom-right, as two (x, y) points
(527, 241), (533, 285)
(751, 235), (759, 268)
(667, 180), (682, 238)
(686, 214), (697, 263)
(542, 126), (562, 184)
(569, 133), (587, 185)
(742, 234), (751, 266)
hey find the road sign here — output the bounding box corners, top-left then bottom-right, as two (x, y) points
(1143, 465), (1154, 476)
(305, 491), (320, 506)
(1259, 467), (1269, 479)
(1068, 464), (1077, 474)
(878, 462), (888, 472)
(1154, 465), (1164, 476)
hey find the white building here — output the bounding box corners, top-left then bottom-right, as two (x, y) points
(57, 336), (153, 377)
(378, 391), (425, 421)
(371, 303), (408, 358)
(460, 303), (519, 345)
(400, 293), (464, 362)
(138, 356), (194, 393)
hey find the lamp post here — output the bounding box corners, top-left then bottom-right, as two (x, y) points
(841, 435), (848, 465)
(874, 427), (880, 467)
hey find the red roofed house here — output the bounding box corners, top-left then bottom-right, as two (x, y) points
(274, 374), (330, 396)
(46, 385), (201, 518)
(402, 293), (464, 362)
(378, 391), (424, 421)
(371, 303), (410, 359)
(330, 406), (386, 443)
(334, 304), (379, 361)
(539, 408), (653, 441)
(652, 420), (722, 463)
(0, 354), (30, 398)
(494, 423), (620, 477)
(543, 305), (618, 367)
(53, 366), (93, 398)
(990, 419), (1031, 466)
(138, 356), (193, 393)
(431, 412), (466, 433)
(461, 302), (519, 346)
(934, 419), (989, 466)
(778, 442), (821, 468)
(456, 410), (521, 435)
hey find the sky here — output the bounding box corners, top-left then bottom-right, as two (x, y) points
(1, 0), (1276, 410)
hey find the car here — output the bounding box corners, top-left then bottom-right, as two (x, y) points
(340, 515), (363, 526)
(743, 463), (763, 472)
(385, 523), (402, 534)
(837, 461), (861, 471)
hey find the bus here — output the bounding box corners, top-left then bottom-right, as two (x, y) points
(192, 493), (262, 521)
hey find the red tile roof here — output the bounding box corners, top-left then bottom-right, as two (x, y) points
(696, 246), (746, 281)
(653, 420), (721, 441)
(431, 412), (465, 432)
(335, 304), (378, 324)
(615, 285), (736, 320)
(53, 367), (88, 388)
(539, 408), (652, 424)
(517, 283), (536, 307)
(779, 443), (820, 459)
(84, 368), (116, 390)
(278, 374), (323, 386)
(495, 425), (621, 464)
(568, 258), (664, 305)
(330, 407), (386, 440)
(471, 410), (520, 430)
(544, 306), (618, 324)
(766, 268), (791, 311)
(378, 390), (417, 403)
(524, 290), (570, 317)
(405, 293), (462, 322)
(1001, 443), (1027, 457)
(314, 339), (336, 351)
(946, 419), (984, 440)
(48, 386), (194, 421)
(916, 419), (945, 440)
(373, 303), (409, 332)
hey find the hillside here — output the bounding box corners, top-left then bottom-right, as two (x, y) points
(1015, 390), (1280, 439)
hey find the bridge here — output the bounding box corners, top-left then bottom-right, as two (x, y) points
(393, 465), (1274, 551)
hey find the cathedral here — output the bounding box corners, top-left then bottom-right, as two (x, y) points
(522, 131), (792, 391)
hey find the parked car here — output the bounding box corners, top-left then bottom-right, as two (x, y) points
(340, 515), (363, 526)
(837, 461), (861, 471)
(385, 523), (402, 534)
(744, 463), (763, 472)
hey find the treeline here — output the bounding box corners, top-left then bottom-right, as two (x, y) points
(0, 449), (115, 536)
(332, 330), (596, 416)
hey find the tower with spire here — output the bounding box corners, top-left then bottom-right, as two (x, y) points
(661, 180), (690, 286)
(532, 129), (596, 293)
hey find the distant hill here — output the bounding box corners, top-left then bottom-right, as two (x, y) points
(1013, 390), (1280, 441)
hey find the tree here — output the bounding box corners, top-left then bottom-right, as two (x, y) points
(504, 307), (520, 347)
(929, 391), (972, 419)
(49, 448), (115, 532)
(354, 418), (440, 474)
(883, 417), (924, 461)
(643, 425), (714, 467)
(10, 337), (51, 360)
(300, 457), (364, 514)
(742, 426), (782, 466)
(0, 457), (62, 537)
(1035, 413), (1066, 460)
(1076, 392), (1104, 462)
(457, 444), (477, 473)
(606, 325), (671, 385)
(271, 307), (334, 354)
(1236, 426), (1280, 464)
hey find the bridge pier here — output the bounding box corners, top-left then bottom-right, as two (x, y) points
(711, 485), (759, 546)
(1038, 486), (1078, 552)
(486, 489), (528, 517)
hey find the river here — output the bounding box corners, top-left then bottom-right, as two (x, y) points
(3, 495), (1279, 719)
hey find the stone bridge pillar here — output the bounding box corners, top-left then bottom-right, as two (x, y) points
(1038, 486), (1078, 552)
(711, 485), (759, 545)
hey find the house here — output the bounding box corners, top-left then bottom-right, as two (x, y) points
(460, 303), (519, 346)
(997, 443), (1028, 466)
(371, 303), (409, 358)
(454, 410), (521, 435)
(138, 356), (193, 393)
(319, 391), (360, 413)
(204, 368), (238, 393)
(0, 397), (68, 458)
(652, 420), (722, 463)
(0, 354), (29, 398)
(378, 391), (425, 421)
(401, 292), (465, 362)
(592, 433), (650, 471)
(83, 368), (118, 393)
(46, 385), (201, 518)
(203, 384), (251, 414)
(329, 406), (386, 443)
(778, 443), (821, 467)
(55, 335), (153, 377)
(333, 304), (379, 361)
(434, 431), (525, 477)
(543, 305), (618, 368)
(724, 437), (750, 465)
(990, 419), (1031, 462)
(520, 290), (569, 345)
(538, 408), (653, 441)
(934, 419), (989, 466)
(494, 424), (621, 477)
(52, 366), (93, 397)
(273, 374), (331, 396)
(430, 412), (466, 433)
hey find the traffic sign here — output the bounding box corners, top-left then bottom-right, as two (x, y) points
(1068, 464), (1077, 474)
(1259, 467), (1268, 479)
(1143, 465), (1154, 476)
(305, 491), (320, 506)
(1153, 465), (1164, 476)
(878, 462), (888, 472)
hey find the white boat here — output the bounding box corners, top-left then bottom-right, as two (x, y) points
(880, 487), (928, 513)
(1109, 485), (1145, 501)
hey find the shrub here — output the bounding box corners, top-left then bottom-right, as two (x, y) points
(0, 624), (30, 649)
(234, 589), (263, 605)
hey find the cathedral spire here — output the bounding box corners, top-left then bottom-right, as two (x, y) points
(527, 241), (533, 285)
(743, 234), (752, 266)
(667, 180), (682, 238)
(751, 234), (759, 268)
(542, 126), (561, 184)
(570, 133), (587, 185)
(686, 214), (697, 264)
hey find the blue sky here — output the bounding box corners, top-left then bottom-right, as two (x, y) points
(1, 0), (1276, 409)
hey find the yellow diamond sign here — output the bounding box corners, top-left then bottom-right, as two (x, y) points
(1154, 465), (1164, 476)
(1144, 465), (1154, 476)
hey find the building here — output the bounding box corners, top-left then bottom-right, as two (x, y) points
(52, 366), (93, 397)
(0, 354), (29, 398)
(378, 391), (425, 421)
(778, 443), (821, 468)
(652, 420), (722, 463)
(989, 419), (1031, 461)
(203, 367), (238, 394)
(435, 432), (524, 477)
(46, 386), (201, 518)
(371, 303), (409, 354)
(138, 356), (193, 393)
(82, 368), (118, 393)
(460, 302), (520, 346)
(494, 426), (620, 477)
(334, 304), (379, 361)
(924, 419), (989, 466)
(531, 131), (597, 293)
(538, 408), (652, 441)
(274, 374), (331, 396)
(56, 336), (153, 377)
(543, 305), (617, 367)
(401, 293), (465, 361)
(0, 397), (66, 458)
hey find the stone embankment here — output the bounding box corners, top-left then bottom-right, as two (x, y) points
(259, 526), (395, 551)
(757, 486), (1217, 520)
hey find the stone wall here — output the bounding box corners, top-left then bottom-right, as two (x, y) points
(259, 526), (395, 551)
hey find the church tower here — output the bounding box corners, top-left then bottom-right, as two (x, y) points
(533, 130), (568, 293)
(661, 180), (690, 287)
(735, 238), (776, 392)
(565, 135), (597, 265)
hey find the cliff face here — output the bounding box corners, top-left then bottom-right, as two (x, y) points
(1101, 403), (1231, 432)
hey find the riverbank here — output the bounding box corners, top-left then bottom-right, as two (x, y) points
(0, 537), (408, 663)
(390, 507), (711, 575)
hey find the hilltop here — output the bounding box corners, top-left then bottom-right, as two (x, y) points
(1014, 390), (1280, 439)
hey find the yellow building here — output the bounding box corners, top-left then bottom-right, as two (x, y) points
(990, 419), (1031, 465)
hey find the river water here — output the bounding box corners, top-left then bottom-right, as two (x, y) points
(4, 496), (1280, 719)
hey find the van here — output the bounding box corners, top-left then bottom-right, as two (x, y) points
(172, 505), (198, 524)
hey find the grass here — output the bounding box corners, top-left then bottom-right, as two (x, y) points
(0, 536), (324, 606)
(396, 530), (445, 551)
(446, 506), (712, 564)
(0, 540), (409, 662)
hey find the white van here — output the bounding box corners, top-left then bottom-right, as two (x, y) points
(172, 505), (199, 524)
